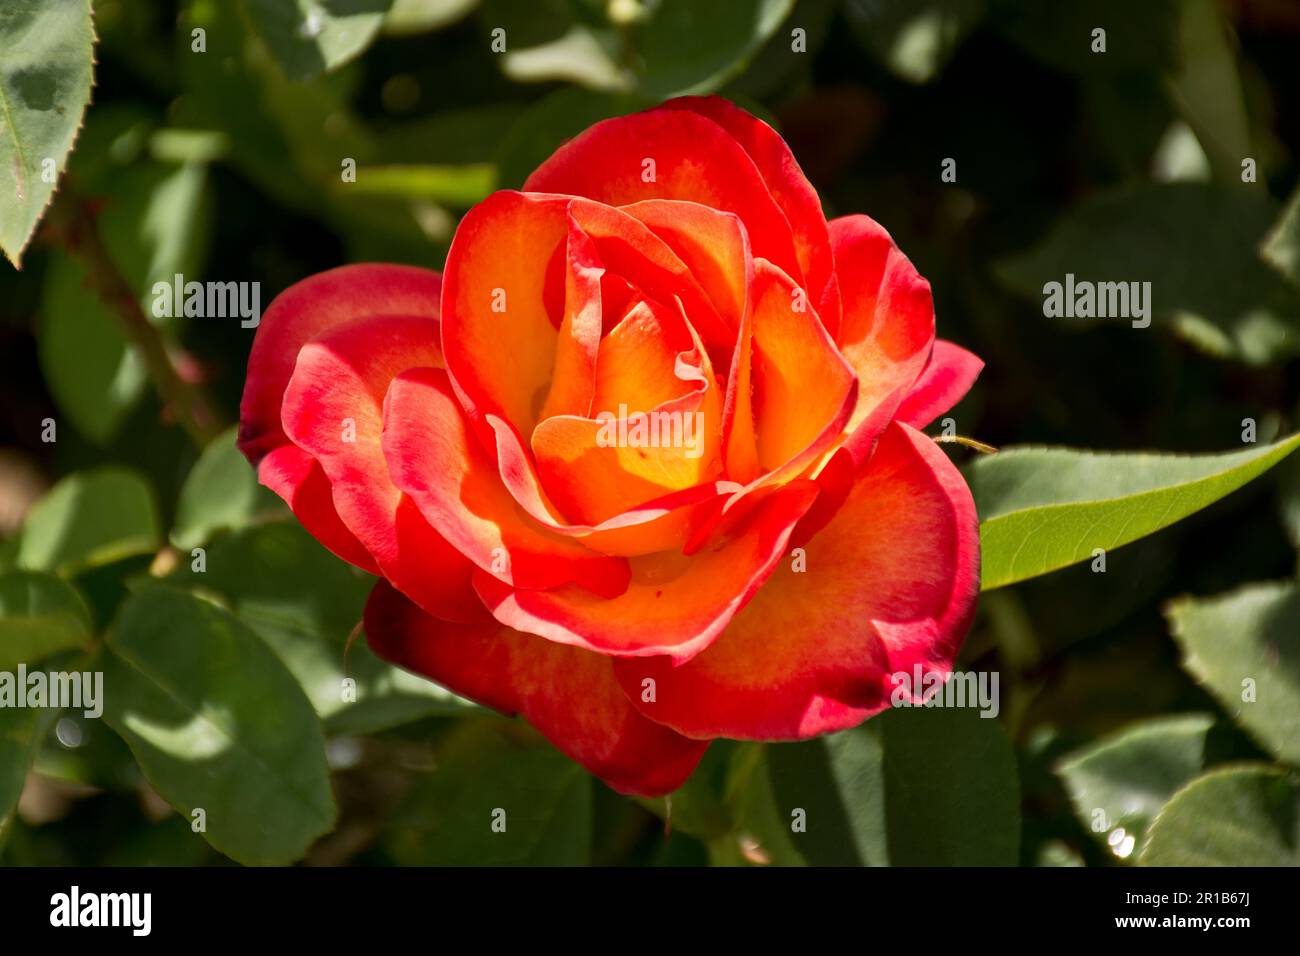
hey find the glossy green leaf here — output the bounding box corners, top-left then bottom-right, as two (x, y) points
(996, 183), (1300, 364)
(0, 0), (95, 267)
(1141, 765), (1300, 866)
(0, 570), (92, 670)
(17, 467), (162, 576)
(384, 721), (592, 865)
(1166, 580), (1300, 765)
(172, 428), (281, 550)
(169, 521), (474, 733)
(969, 432), (1300, 590)
(242, 0), (395, 80)
(97, 586), (336, 865)
(1056, 714), (1216, 861)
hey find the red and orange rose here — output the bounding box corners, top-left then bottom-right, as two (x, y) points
(238, 96), (982, 796)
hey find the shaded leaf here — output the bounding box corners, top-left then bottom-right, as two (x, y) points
(844, 0), (985, 84)
(168, 521), (475, 733)
(0, 569), (91, 670)
(1141, 764), (1300, 865)
(97, 586), (336, 865)
(996, 183), (1300, 364)
(384, 720), (591, 865)
(1056, 714), (1216, 861)
(968, 432), (1300, 590)
(1166, 580), (1300, 765)
(242, 0), (395, 80)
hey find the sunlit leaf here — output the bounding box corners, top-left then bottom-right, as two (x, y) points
(969, 433), (1300, 590)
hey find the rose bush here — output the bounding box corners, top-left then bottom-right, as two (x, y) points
(237, 96), (983, 796)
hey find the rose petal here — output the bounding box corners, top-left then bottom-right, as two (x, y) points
(381, 366), (632, 596)
(613, 422), (979, 740)
(238, 263), (442, 464)
(279, 314), (482, 622)
(663, 96), (841, 335)
(365, 581), (707, 796)
(894, 339), (984, 429)
(524, 105), (803, 295)
(474, 480), (819, 663)
(440, 190), (572, 438)
(749, 259), (856, 471)
(256, 444), (380, 574)
(828, 214), (934, 446)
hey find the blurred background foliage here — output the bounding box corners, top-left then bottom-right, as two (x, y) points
(1, 0), (1299, 866)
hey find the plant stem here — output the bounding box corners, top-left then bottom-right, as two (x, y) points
(47, 191), (226, 448)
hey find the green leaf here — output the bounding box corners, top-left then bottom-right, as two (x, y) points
(759, 707), (1018, 866)
(0, 0), (95, 267)
(172, 427), (281, 550)
(765, 724), (887, 866)
(241, 0), (395, 80)
(97, 586), (336, 865)
(631, 0), (795, 97)
(1141, 765), (1300, 866)
(0, 706), (54, 843)
(1262, 185), (1300, 289)
(843, 0), (985, 84)
(17, 467), (162, 576)
(168, 521), (474, 733)
(341, 163), (496, 208)
(995, 183), (1300, 364)
(1166, 0), (1251, 181)
(383, 0), (479, 36)
(0, 570), (92, 670)
(1056, 714), (1216, 861)
(1166, 580), (1300, 765)
(384, 721), (592, 865)
(969, 432), (1300, 590)
(879, 707), (1020, 865)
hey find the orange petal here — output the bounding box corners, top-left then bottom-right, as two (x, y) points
(613, 423), (979, 740)
(474, 480), (819, 663)
(663, 96), (841, 335)
(524, 106), (803, 304)
(440, 190), (572, 438)
(381, 366), (631, 596)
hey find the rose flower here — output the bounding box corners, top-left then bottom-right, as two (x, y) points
(238, 96), (982, 796)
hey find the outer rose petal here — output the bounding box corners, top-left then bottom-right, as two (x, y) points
(381, 366), (632, 596)
(256, 444), (380, 574)
(613, 423), (979, 740)
(238, 264), (444, 574)
(828, 214), (934, 447)
(279, 314), (482, 622)
(364, 581), (707, 797)
(239, 263), (443, 463)
(894, 339), (984, 429)
(524, 106), (803, 290)
(663, 96), (842, 335)
(474, 480), (819, 663)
